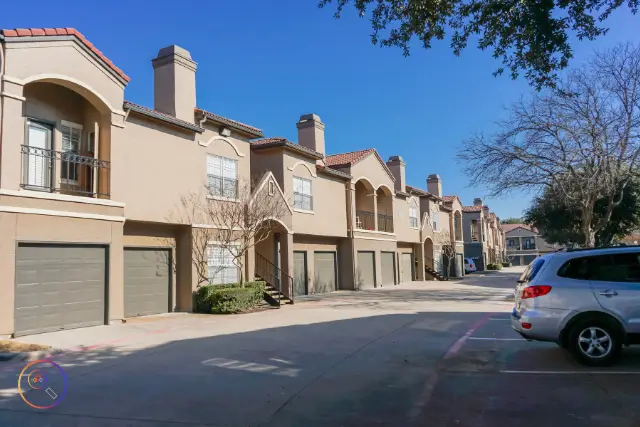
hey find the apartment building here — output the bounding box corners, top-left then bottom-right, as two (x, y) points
(462, 198), (505, 270)
(504, 224), (560, 265)
(0, 27), (468, 337)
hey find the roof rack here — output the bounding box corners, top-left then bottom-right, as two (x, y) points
(565, 244), (640, 252)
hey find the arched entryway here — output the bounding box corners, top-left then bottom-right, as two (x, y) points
(354, 178), (376, 230)
(21, 78), (113, 198)
(254, 219), (294, 300)
(376, 185), (394, 233)
(424, 237), (435, 272)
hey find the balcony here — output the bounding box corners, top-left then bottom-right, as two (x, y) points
(21, 145), (110, 198)
(356, 210), (375, 231)
(377, 213), (394, 233)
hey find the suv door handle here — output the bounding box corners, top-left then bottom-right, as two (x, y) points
(599, 290), (619, 297)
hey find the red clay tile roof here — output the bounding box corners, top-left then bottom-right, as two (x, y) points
(124, 101), (204, 133)
(1, 28), (129, 82)
(324, 149), (375, 168)
(502, 223), (538, 234)
(462, 205), (483, 212)
(443, 195), (463, 206)
(316, 165), (352, 180)
(251, 137), (323, 159)
(195, 108), (263, 137)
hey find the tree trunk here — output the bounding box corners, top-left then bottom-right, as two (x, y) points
(580, 203), (596, 247)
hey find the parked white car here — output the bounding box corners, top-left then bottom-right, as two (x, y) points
(464, 258), (477, 273)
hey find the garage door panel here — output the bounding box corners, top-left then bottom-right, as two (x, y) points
(357, 251), (375, 289)
(381, 252), (395, 285)
(313, 252), (336, 294)
(402, 253), (413, 282)
(124, 249), (171, 318)
(15, 245), (106, 337)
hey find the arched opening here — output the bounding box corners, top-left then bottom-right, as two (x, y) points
(354, 179), (375, 230)
(453, 210), (463, 241)
(254, 219), (294, 300)
(21, 78), (112, 198)
(376, 185), (394, 233)
(424, 237), (435, 274)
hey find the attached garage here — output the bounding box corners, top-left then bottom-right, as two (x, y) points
(124, 248), (171, 318)
(14, 244), (106, 337)
(381, 252), (396, 286)
(401, 253), (414, 282)
(313, 252), (336, 294)
(511, 256), (522, 266)
(523, 255), (537, 265)
(293, 251), (308, 296)
(357, 251), (376, 289)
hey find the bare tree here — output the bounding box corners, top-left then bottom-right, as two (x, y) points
(166, 174), (289, 287)
(458, 43), (640, 247)
(436, 229), (456, 279)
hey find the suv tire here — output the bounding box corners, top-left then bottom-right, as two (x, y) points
(567, 318), (622, 367)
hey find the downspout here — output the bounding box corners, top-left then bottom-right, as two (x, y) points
(0, 35), (6, 185)
(346, 181), (357, 290)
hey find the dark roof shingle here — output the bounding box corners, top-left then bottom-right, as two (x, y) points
(251, 137), (324, 159)
(124, 101), (204, 133)
(195, 108), (263, 137)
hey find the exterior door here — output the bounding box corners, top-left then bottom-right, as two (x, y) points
(381, 252), (396, 285)
(124, 248), (171, 318)
(293, 251), (307, 296)
(357, 251), (376, 289)
(402, 253), (414, 282)
(589, 252), (640, 333)
(14, 244), (106, 336)
(314, 252), (336, 294)
(456, 253), (464, 277)
(25, 120), (52, 189)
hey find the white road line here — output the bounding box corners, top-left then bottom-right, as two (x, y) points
(501, 370), (640, 375)
(488, 318), (510, 321)
(468, 337), (525, 341)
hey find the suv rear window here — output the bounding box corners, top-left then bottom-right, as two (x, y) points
(520, 257), (545, 282)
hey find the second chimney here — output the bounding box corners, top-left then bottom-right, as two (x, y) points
(473, 198), (483, 206)
(297, 114), (325, 156)
(386, 156), (406, 193)
(427, 174), (442, 197)
(152, 45), (197, 123)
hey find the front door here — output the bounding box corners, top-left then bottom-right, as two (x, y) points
(25, 120), (52, 189)
(293, 251), (307, 296)
(589, 251), (640, 333)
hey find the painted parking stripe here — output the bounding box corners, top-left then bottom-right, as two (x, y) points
(488, 318), (510, 321)
(501, 370), (640, 375)
(468, 337), (526, 341)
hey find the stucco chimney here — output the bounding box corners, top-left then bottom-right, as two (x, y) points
(427, 174), (442, 197)
(473, 198), (483, 206)
(296, 114), (325, 155)
(386, 156), (406, 192)
(152, 45), (197, 122)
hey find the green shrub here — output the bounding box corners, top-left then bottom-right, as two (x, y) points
(487, 263), (503, 270)
(195, 281), (266, 314)
(502, 262), (512, 267)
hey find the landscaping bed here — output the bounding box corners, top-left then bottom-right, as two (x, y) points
(195, 281), (267, 314)
(0, 340), (51, 353)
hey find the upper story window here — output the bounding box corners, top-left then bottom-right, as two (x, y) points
(507, 238), (520, 250)
(293, 176), (313, 211)
(432, 210), (439, 231)
(471, 220), (479, 241)
(207, 154), (238, 200)
(60, 121), (82, 184)
(409, 206), (419, 228)
(523, 237), (536, 250)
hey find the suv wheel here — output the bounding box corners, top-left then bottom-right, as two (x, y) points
(567, 319), (622, 366)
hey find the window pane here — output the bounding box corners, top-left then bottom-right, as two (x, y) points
(223, 158), (237, 179)
(207, 155), (222, 176)
(557, 257), (589, 280)
(610, 253), (640, 282)
(302, 179), (311, 195)
(293, 177), (303, 193)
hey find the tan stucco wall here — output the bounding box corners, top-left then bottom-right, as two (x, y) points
(293, 235), (340, 293)
(280, 151), (347, 237)
(3, 40), (125, 112)
(0, 212), (124, 336)
(112, 115), (251, 223)
(251, 149), (284, 189)
(0, 194), (123, 217)
(394, 195), (421, 243)
(349, 154), (395, 193)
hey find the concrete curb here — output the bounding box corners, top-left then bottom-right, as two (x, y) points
(0, 348), (64, 363)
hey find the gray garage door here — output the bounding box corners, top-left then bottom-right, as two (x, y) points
(293, 251), (307, 296)
(14, 244), (106, 337)
(124, 248), (171, 318)
(357, 251), (376, 289)
(314, 252), (336, 294)
(402, 253), (413, 282)
(523, 255), (537, 265)
(511, 256), (522, 266)
(381, 252), (395, 285)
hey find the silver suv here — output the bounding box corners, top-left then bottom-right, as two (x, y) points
(511, 246), (640, 366)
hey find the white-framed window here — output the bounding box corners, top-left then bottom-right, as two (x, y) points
(60, 121), (83, 184)
(25, 119), (53, 190)
(208, 245), (239, 285)
(207, 154), (238, 199)
(293, 176), (313, 211)
(409, 206), (419, 228)
(432, 211), (439, 231)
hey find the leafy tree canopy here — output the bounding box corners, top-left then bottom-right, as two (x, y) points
(501, 217), (523, 224)
(523, 179), (640, 247)
(320, 0), (639, 89)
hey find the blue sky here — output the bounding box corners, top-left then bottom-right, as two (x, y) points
(2, 1), (638, 219)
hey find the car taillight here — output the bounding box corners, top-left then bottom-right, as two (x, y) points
(521, 285), (552, 299)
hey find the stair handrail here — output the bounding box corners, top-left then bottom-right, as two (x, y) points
(255, 252), (294, 304)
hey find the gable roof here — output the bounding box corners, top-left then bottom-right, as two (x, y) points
(405, 185), (441, 200)
(195, 108), (263, 138)
(443, 195), (463, 206)
(124, 101), (204, 133)
(316, 165), (352, 180)
(503, 223), (538, 234)
(1, 28), (129, 82)
(325, 148), (395, 182)
(251, 137), (323, 159)
(462, 205), (483, 213)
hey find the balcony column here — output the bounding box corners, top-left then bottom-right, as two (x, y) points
(519, 237), (523, 251)
(372, 191), (378, 231)
(347, 182), (356, 231)
(279, 232), (294, 297)
(0, 81), (26, 190)
(98, 117), (111, 198)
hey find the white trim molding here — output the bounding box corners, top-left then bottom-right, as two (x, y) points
(353, 235), (396, 242)
(1, 91), (26, 102)
(198, 136), (246, 157)
(0, 189), (125, 207)
(191, 224), (243, 231)
(355, 229), (396, 236)
(293, 208), (314, 215)
(2, 75), (25, 85)
(287, 161), (317, 178)
(0, 205), (125, 222)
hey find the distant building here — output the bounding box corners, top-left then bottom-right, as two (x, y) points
(503, 224), (562, 266)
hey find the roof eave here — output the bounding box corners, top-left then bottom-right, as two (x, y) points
(124, 102), (204, 133)
(195, 109), (263, 138)
(251, 141), (324, 160)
